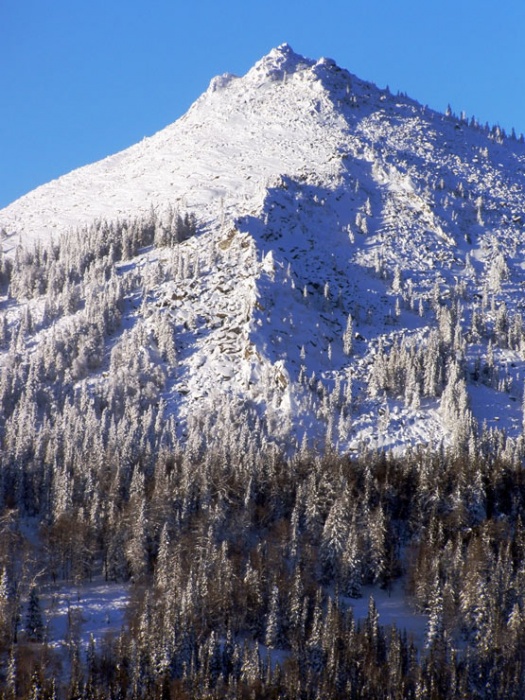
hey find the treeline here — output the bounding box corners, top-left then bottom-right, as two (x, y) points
(3, 439), (525, 696)
(0, 205), (197, 408)
(0, 206), (197, 304)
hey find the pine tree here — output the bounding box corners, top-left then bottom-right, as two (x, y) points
(392, 265), (403, 295)
(341, 531), (362, 598)
(307, 591), (325, 675)
(0, 567), (11, 644)
(25, 586), (44, 642)
(204, 630), (223, 687)
(29, 670), (43, 700)
(425, 575), (444, 649)
(364, 595), (384, 663)
(320, 497), (348, 582)
(6, 646), (16, 699)
(126, 499), (149, 581)
(343, 314), (354, 356)
(288, 564), (306, 650)
(265, 584), (285, 649)
(155, 523), (171, 591)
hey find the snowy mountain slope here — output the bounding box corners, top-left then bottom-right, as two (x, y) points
(2, 44), (525, 454)
(0, 46), (346, 244)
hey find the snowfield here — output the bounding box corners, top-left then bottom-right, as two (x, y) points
(40, 580), (129, 652)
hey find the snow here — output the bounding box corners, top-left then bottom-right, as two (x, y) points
(348, 584), (428, 648)
(0, 45), (343, 245)
(38, 579), (129, 650)
(3, 44), (525, 677)
(2, 43), (525, 452)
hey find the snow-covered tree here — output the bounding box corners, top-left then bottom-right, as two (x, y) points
(343, 313), (353, 356)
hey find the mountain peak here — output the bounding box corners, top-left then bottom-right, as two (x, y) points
(2, 42), (525, 456)
(247, 43), (315, 83)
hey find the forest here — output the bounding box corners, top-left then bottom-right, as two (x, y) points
(1, 210), (525, 698)
(2, 437), (525, 698)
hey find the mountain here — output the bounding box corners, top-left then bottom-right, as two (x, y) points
(5, 46), (525, 697)
(2, 43), (525, 456)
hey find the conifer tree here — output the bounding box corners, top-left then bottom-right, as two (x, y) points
(343, 314), (354, 356)
(5, 646), (17, 699)
(341, 531), (362, 598)
(265, 584), (285, 649)
(0, 567), (11, 644)
(321, 497), (348, 582)
(25, 586), (44, 642)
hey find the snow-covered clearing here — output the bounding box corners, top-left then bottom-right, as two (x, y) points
(37, 579), (129, 651)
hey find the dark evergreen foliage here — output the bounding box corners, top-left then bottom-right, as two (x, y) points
(1, 440), (525, 697)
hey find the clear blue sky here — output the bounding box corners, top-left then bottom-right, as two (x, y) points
(1, 0), (524, 209)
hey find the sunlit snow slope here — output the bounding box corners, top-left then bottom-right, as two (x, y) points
(0, 46), (345, 242)
(2, 44), (525, 453)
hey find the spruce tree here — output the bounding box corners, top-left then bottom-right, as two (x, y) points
(25, 587), (44, 642)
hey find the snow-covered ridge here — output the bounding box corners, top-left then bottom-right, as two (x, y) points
(0, 44), (346, 244)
